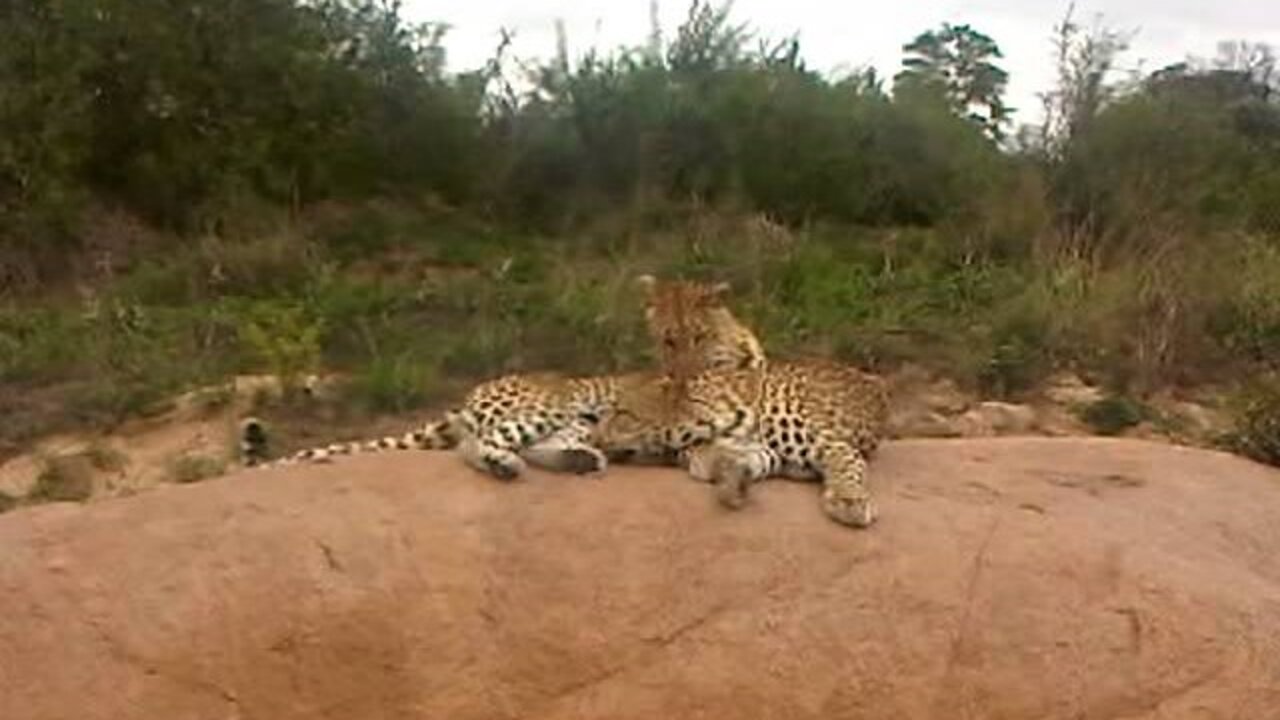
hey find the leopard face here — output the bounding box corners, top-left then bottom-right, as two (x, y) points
(636, 275), (765, 387)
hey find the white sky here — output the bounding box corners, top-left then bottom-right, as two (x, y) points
(404, 0), (1280, 124)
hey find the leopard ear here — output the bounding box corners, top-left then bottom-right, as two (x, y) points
(708, 281), (731, 300)
(635, 274), (657, 298)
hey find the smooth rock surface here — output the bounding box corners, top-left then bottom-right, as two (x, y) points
(3, 438), (1280, 720)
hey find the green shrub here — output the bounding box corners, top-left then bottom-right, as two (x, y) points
(234, 301), (324, 394)
(1079, 396), (1147, 436)
(977, 293), (1054, 398)
(0, 308), (90, 384)
(1225, 375), (1280, 466)
(348, 354), (437, 415)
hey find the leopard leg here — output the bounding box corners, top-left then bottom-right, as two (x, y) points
(700, 439), (779, 510)
(520, 420), (608, 475)
(684, 437), (766, 481)
(457, 419), (533, 481)
(812, 438), (876, 528)
(683, 444), (718, 482)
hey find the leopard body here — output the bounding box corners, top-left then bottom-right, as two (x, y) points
(244, 276), (765, 481)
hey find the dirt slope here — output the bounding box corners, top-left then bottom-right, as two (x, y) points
(2, 438), (1279, 719)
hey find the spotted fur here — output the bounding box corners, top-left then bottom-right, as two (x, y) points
(596, 359), (889, 528)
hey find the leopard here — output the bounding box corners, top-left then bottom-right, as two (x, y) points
(242, 275), (767, 481)
(593, 351), (890, 529)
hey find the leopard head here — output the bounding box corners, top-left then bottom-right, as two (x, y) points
(635, 275), (765, 385)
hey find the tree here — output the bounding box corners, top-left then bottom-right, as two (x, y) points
(1212, 41), (1276, 100)
(1037, 5), (1132, 163)
(894, 23), (1010, 140)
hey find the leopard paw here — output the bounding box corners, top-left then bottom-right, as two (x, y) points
(684, 446), (719, 483)
(821, 487), (876, 528)
(711, 454), (751, 510)
(558, 447), (608, 475)
(484, 453), (527, 481)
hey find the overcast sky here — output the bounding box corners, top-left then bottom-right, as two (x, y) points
(403, 1), (1280, 125)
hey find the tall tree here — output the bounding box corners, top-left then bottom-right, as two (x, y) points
(894, 23), (1010, 140)
(1037, 5), (1132, 163)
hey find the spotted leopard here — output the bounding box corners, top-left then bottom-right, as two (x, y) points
(244, 275), (766, 481)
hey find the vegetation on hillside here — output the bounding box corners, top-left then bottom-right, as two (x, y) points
(1, 1), (1278, 462)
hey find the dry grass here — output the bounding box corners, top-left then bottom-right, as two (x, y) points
(29, 453), (97, 503)
(168, 454), (227, 484)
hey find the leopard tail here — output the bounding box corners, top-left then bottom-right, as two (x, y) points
(241, 413), (462, 468)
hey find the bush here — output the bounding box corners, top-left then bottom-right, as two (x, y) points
(347, 354), (437, 414)
(1079, 396), (1147, 436)
(1226, 375), (1280, 466)
(29, 454), (96, 503)
(234, 301), (325, 394)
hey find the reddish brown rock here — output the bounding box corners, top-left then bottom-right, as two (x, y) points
(3, 439), (1280, 720)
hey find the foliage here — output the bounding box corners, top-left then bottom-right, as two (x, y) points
(1036, 5), (1133, 163)
(0, 0), (486, 256)
(894, 23), (1011, 139)
(347, 353), (437, 414)
(1225, 375), (1280, 466)
(2, 0), (1280, 471)
(235, 301), (325, 394)
(1078, 396), (1146, 436)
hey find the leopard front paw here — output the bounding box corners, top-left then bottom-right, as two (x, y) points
(711, 454), (751, 510)
(684, 447), (718, 483)
(484, 454), (526, 481)
(821, 487), (876, 528)
(558, 447), (608, 475)
(473, 446), (526, 481)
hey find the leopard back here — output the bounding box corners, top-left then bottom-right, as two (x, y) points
(757, 359), (888, 457)
(598, 359), (888, 462)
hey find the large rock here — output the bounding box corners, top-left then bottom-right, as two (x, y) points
(3, 439), (1280, 719)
